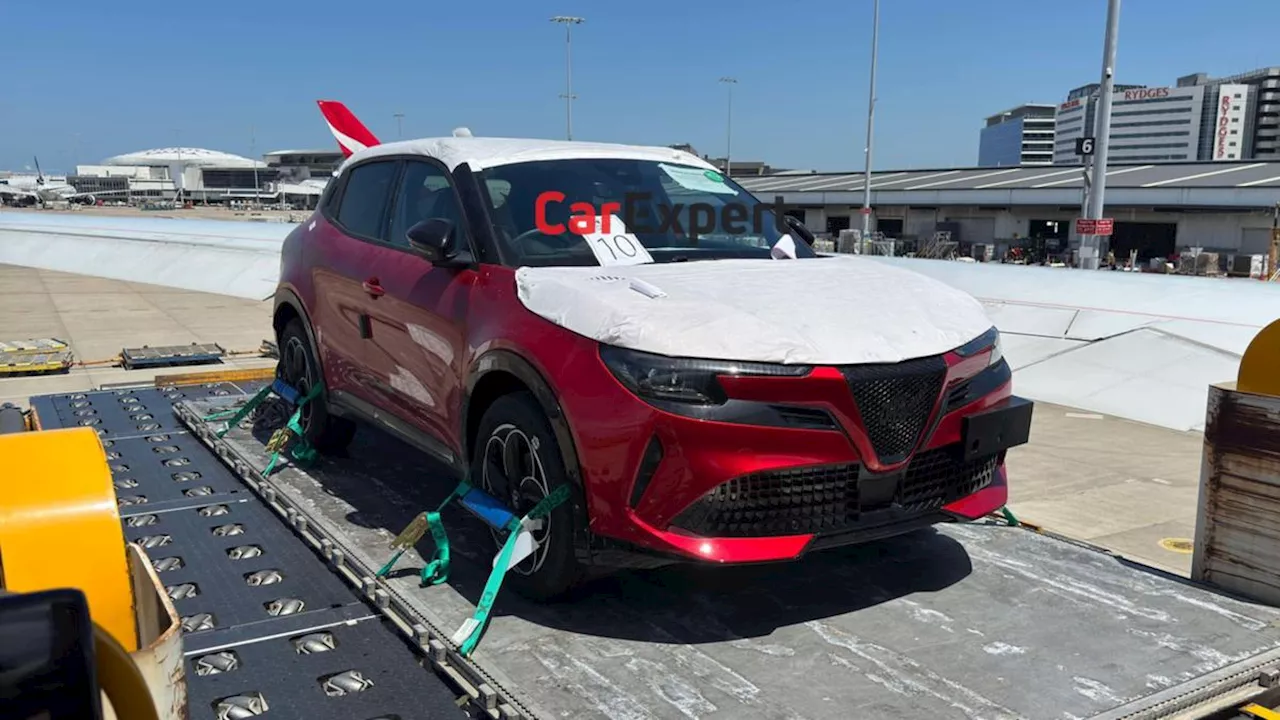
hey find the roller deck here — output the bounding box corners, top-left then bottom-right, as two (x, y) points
(27, 382), (1280, 720)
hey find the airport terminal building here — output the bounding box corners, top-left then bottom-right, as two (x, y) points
(67, 147), (331, 207)
(739, 161), (1280, 266)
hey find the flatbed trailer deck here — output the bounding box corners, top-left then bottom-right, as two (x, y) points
(28, 382), (1280, 719)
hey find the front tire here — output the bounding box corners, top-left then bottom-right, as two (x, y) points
(471, 392), (583, 601)
(276, 318), (356, 454)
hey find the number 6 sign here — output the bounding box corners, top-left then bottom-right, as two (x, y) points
(584, 215), (654, 266)
(1075, 137), (1095, 156)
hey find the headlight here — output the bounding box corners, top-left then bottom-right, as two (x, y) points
(599, 346), (810, 406)
(955, 326), (1003, 366)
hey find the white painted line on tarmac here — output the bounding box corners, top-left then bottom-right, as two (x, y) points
(1064, 412), (1105, 420)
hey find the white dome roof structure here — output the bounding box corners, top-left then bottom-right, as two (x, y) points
(103, 147), (264, 168)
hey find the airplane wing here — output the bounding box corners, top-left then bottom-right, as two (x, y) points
(0, 184), (41, 205)
(869, 256), (1279, 432)
(1, 98), (1275, 431)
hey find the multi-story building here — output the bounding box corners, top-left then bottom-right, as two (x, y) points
(1177, 68), (1279, 159)
(978, 104), (1057, 166)
(1053, 80), (1254, 164)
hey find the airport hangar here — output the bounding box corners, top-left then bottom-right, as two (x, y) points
(737, 160), (1280, 261)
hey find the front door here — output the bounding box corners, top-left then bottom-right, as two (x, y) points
(358, 158), (476, 463)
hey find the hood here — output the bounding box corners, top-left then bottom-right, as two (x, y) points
(514, 256), (994, 365)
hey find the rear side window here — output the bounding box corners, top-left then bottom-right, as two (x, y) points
(335, 160), (398, 240)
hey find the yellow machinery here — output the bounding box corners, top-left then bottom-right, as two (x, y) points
(1238, 317), (1280, 397)
(0, 426), (185, 720)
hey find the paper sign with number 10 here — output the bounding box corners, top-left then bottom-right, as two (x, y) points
(582, 215), (654, 266)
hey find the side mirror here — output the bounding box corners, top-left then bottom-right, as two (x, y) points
(782, 215), (816, 246)
(406, 218), (470, 267)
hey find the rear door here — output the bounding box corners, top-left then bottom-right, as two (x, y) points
(308, 158), (400, 409)
(358, 158), (478, 463)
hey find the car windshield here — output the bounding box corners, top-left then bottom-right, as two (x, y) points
(477, 157), (817, 267)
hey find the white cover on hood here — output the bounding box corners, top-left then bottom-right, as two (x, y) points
(514, 256), (994, 365)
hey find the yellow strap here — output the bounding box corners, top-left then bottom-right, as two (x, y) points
(1242, 703), (1280, 720)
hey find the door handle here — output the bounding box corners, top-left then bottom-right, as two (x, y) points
(362, 278), (385, 297)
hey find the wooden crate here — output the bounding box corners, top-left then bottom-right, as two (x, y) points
(1192, 382), (1280, 605)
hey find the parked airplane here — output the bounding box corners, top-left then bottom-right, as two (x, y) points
(0, 156), (123, 207)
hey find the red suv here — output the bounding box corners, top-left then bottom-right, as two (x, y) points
(273, 131), (1033, 599)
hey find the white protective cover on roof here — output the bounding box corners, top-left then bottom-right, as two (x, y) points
(514, 256), (993, 365)
(342, 137), (718, 173)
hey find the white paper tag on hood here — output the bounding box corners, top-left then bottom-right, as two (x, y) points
(582, 214), (654, 266)
(771, 234), (798, 260)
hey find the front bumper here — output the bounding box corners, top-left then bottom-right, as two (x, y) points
(554, 335), (1035, 565)
(635, 397), (1030, 564)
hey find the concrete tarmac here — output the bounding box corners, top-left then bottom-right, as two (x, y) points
(0, 263), (275, 408)
(0, 263), (1203, 576)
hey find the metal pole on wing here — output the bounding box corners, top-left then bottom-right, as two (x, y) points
(551, 16), (584, 141)
(719, 77), (738, 178)
(860, 0), (880, 241)
(1084, 0), (1122, 270)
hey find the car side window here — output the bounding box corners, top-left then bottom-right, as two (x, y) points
(335, 160), (398, 241)
(388, 160), (467, 249)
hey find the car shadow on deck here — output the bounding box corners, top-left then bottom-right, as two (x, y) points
(249, 410), (974, 645)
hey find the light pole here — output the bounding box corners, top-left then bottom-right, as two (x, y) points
(550, 15), (584, 140)
(718, 77), (737, 177)
(860, 0), (881, 241)
(250, 125), (260, 206)
(174, 130), (183, 204)
(1083, 0), (1122, 270)
(393, 112), (404, 139)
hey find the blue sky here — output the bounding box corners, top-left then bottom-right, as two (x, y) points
(3, 0), (1279, 174)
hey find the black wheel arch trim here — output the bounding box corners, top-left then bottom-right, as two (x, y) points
(463, 349), (583, 489)
(272, 288), (327, 390)
(464, 349), (597, 561)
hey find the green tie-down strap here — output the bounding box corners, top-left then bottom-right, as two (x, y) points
(376, 481), (473, 584)
(206, 383), (274, 438)
(453, 484), (570, 657)
(998, 506), (1020, 527)
(261, 381), (324, 476)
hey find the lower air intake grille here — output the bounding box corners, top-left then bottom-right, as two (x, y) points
(843, 356), (947, 463)
(670, 463), (860, 537)
(898, 448), (999, 513)
(671, 447), (1000, 538)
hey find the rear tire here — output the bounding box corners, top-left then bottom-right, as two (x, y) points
(277, 318), (356, 454)
(471, 391), (583, 601)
